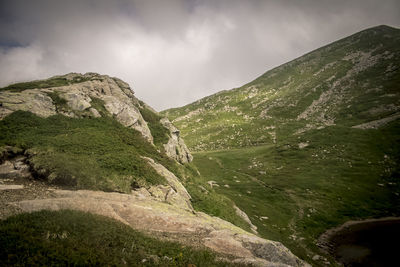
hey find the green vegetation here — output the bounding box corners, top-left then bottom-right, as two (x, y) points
(46, 91), (68, 112)
(89, 96), (109, 117)
(162, 26), (400, 265)
(0, 110), (184, 192)
(0, 76), (90, 92)
(0, 210), (239, 266)
(139, 105), (170, 147)
(191, 123), (400, 264)
(184, 176), (252, 232)
(163, 25), (400, 151)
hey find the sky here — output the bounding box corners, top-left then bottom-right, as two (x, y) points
(0, 0), (399, 111)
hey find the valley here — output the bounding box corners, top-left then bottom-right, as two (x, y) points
(163, 25), (400, 266)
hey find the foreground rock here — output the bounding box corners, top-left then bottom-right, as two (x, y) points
(9, 189), (308, 267)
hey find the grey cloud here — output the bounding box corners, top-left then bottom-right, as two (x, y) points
(0, 0), (399, 110)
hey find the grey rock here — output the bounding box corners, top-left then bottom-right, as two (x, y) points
(0, 90), (56, 119)
(89, 107), (101, 118)
(0, 73), (153, 143)
(234, 205), (258, 234)
(143, 156), (193, 211)
(160, 117), (193, 163)
(62, 92), (91, 111)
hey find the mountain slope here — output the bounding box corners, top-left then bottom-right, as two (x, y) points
(163, 25), (399, 151)
(162, 25), (400, 266)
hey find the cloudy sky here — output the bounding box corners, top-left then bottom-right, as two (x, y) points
(1, 0), (399, 110)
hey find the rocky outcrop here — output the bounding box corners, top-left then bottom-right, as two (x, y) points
(8, 189), (308, 267)
(351, 112), (400, 129)
(160, 117), (193, 163)
(0, 90), (56, 118)
(0, 73), (154, 142)
(0, 73), (192, 161)
(0, 73), (153, 142)
(143, 156), (193, 211)
(234, 204), (258, 234)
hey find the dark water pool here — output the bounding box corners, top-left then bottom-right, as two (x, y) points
(328, 219), (400, 266)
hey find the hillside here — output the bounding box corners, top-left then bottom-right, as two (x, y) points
(163, 25), (399, 150)
(0, 73), (306, 266)
(162, 25), (400, 265)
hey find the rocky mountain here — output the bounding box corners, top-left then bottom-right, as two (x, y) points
(0, 73), (307, 266)
(162, 25), (400, 266)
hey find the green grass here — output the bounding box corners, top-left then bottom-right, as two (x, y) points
(89, 96), (109, 117)
(162, 25), (400, 152)
(184, 179), (252, 232)
(191, 122), (400, 265)
(0, 111), (184, 192)
(0, 110), (251, 234)
(46, 91), (68, 112)
(0, 76), (90, 92)
(0, 210), (241, 266)
(139, 105), (170, 147)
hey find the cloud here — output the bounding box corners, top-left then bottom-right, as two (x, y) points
(0, 0), (399, 110)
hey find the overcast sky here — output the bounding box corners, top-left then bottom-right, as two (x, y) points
(0, 0), (399, 110)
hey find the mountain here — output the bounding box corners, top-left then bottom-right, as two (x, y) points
(162, 25), (400, 265)
(163, 25), (399, 150)
(0, 73), (306, 266)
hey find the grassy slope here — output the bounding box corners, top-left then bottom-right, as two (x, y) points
(139, 104), (170, 147)
(0, 109), (251, 231)
(163, 25), (400, 151)
(0, 210), (241, 266)
(162, 26), (400, 265)
(0, 111), (175, 192)
(192, 123), (399, 264)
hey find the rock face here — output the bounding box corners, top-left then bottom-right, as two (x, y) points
(143, 156), (193, 211)
(160, 118), (193, 163)
(0, 73), (192, 162)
